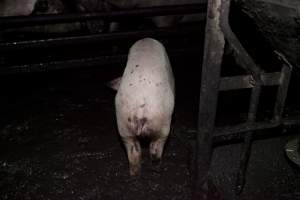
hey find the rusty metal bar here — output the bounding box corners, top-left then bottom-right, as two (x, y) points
(214, 120), (278, 136)
(0, 4), (207, 29)
(247, 87), (261, 123)
(193, 0), (225, 199)
(0, 25), (203, 51)
(213, 115), (300, 144)
(235, 84), (261, 194)
(220, 0), (262, 84)
(235, 132), (252, 193)
(0, 55), (125, 74)
(0, 48), (200, 74)
(219, 72), (281, 91)
(214, 114), (300, 137)
(273, 52), (293, 122)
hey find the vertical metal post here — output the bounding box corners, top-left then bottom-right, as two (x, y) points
(193, 0), (225, 199)
(273, 52), (292, 122)
(235, 85), (261, 194)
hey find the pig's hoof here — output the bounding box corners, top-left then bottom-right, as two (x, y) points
(150, 153), (161, 166)
(151, 158), (162, 173)
(129, 166), (141, 176)
(151, 158), (161, 167)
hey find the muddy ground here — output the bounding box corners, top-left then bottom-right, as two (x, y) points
(0, 55), (200, 200)
(0, 51), (300, 200)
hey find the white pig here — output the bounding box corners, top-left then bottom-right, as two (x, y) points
(0, 0), (38, 16)
(0, 0), (83, 39)
(0, 0), (65, 17)
(110, 38), (175, 175)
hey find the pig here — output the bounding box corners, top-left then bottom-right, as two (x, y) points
(0, 0), (38, 16)
(0, 0), (67, 17)
(0, 0), (83, 40)
(110, 38), (175, 175)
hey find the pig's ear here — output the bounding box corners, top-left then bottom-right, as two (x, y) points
(107, 77), (122, 91)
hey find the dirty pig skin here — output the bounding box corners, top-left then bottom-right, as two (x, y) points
(109, 38), (175, 176)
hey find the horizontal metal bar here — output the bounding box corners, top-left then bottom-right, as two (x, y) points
(214, 115), (300, 137)
(213, 119), (300, 144)
(0, 25), (204, 51)
(219, 72), (281, 91)
(0, 48), (200, 74)
(0, 4), (207, 29)
(0, 55), (126, 74)
(282, 115), (300, 126)
(214, 121), (279, 137)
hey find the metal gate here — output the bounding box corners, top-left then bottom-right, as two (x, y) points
(194, 0), (300, 199)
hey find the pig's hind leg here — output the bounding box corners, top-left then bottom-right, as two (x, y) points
(122, 136), (142, 176)
(149, 125), (170, 167)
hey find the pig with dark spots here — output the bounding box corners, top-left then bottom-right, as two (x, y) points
(109, 38), (175, 176)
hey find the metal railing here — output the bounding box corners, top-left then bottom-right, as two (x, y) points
(0, 3), (206, 74)
(194, 0), (300, 199)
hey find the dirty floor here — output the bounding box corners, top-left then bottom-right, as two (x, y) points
(0, 52), (300, 200)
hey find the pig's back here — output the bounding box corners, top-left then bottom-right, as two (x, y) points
(116, 38), (174, 119)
